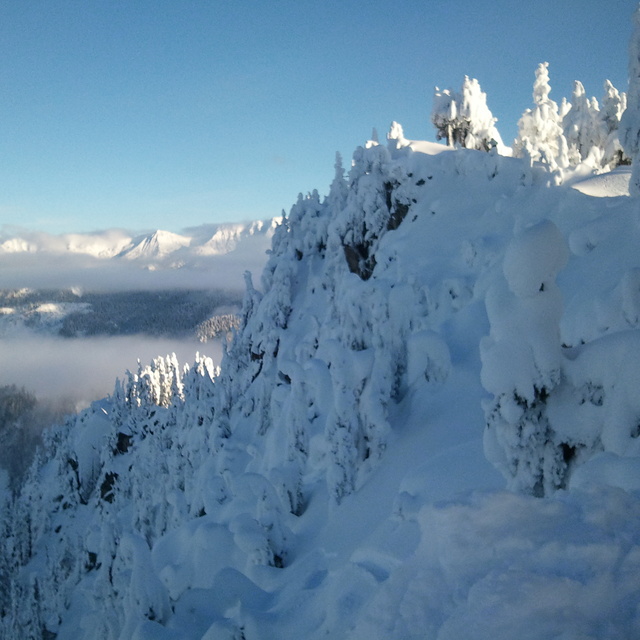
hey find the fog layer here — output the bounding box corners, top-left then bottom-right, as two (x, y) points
(0, 334), (223, 408)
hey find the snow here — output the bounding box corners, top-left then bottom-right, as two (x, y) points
(502, 220), (569, 298)
(0, 228), (132, 258)
(194, 220), (278, 256)
(350, 486), (640, 640)
(571, 165), (631, 196)
(0, 219), (277, 270)
(3, 118), (640, 639)
(119, 229), (192, 260)
(0, 220), (277, 292)
(406, 139), (452, 156)
(0, 237), (36, 253)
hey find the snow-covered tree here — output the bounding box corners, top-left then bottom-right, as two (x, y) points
(514, 63), (569, 171)
(387, 120), (408, 150)
(432, 86), (458, 147)
(600, 79), (629, 168)
(620, 4), (640, 194)
(338, 143), (395, 280)
(560, 78), (630, 170)
(562, 81), (601, 165)
(431, 76), (503, 151)
(481, 221), (570, 496)
(459, 76), (504, 151)
(327, 152), (349, 216)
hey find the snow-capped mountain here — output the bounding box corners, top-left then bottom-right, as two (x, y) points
(0, 219), (279, 294)
(3, 127), (640, 639)
(0, 219), (278, 266)
(0, 229), (132, 258)
(118, 229), (192, 261)
(194, 219), (276, 256)
(0, 221), (279, 340)
(0, 237), (36, 253)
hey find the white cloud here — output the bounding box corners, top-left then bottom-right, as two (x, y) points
(0, 334), (223, 408)
(0, 221), (274, 292)
(0, 252), (267, 292)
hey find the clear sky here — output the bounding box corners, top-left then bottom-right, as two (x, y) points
(0, 0), (636, 234)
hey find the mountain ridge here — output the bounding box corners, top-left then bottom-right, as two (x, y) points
(0, 218), (279, 266)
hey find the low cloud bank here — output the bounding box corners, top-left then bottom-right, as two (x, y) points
(0, 334), (223, 408)
(0, 221), (275, 292)
(0, 252), (266, 293)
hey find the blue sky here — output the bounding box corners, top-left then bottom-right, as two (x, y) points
(0, 0), (636, 234)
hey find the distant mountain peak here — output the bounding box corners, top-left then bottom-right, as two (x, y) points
(0, 220), (280, 277)
(118, 229), (192, 261)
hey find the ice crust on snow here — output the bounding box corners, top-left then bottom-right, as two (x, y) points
(2, 132), (640, 639)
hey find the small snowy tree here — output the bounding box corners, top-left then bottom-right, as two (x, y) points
(431, 77), (503, 151)
(600, 79), (629, 168)
(459, 76), (504, 151)
(328, 152), (349, 217)
(432, 87), (459, 147)
(387, 121), (408, 150)
(620, 4), (640, 194)
(514, 63), (569, 171)
(481, 221), (570, 496)
(562, 81), (601, 166)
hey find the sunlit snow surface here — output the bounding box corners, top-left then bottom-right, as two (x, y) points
(3, 141), (640, 639)
(571, 166), (631, 198)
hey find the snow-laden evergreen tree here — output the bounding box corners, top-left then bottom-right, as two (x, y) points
(328, 151), (349, 216)
(562, 80), (601, 166)
(387, 120), (408, 150)
(481, 202), (640, 497)
(334, 142), (397, 281)
(431, 76), (503, 151)
(600, 79), (629, 168)
(459, 76), (504, 151)
(432, 86), (458, 147)
(481, 221), (570, 496)
(481, 221), (568, 496)
(514, 62), (570, 171)
(620, 3), (640, 195)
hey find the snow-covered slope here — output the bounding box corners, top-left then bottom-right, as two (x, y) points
(2, 137), (640, 639)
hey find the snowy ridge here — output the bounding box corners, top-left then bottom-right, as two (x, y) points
(194, 220), (279, 256)
(0, 220), (279, 292)
(0, 229), (132, 258)
(0, 219), (278, 266)
(118, 230), (192, 261)
(2, 136), (640, 639)
(0, 238), (37, 254)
